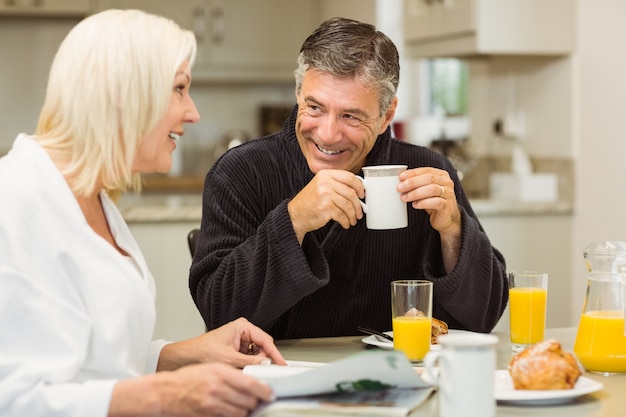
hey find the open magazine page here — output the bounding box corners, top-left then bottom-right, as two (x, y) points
(251, 387), (435, 417)
(244, 350), (435, 416)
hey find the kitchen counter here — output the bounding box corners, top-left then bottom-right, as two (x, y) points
(118, 193), (203, 223)
(118, 193), (574, 223)
(470, 199), (574, 216)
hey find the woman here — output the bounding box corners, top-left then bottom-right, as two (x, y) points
(0, 9), (285, 417)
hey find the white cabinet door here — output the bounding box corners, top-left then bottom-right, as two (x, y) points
(404, 0), (575, 57)
(438, 0), (474, 38)
(404, 0), (433, 42)
(0, 0), (90, 16)
(207, 0), (316, 69)
(93, 0), (319, 82)
(478, 214), (573, 331)
(405, 0), (474, 42)
(92, 0), (200, 36)
(128, 221), (206, 341)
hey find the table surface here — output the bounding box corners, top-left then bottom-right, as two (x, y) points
(274, 328), (626, 417)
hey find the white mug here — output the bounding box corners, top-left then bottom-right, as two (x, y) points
(357, 165), (408, 230)
(423, 333), (499, 417)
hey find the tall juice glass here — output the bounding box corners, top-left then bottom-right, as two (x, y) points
(391, 280), (433, 363)
(508, 272), (548, 352)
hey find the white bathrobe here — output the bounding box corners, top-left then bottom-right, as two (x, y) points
(0, 134), (168, 416)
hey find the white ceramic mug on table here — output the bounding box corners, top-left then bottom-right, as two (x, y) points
(357, 165), (408, 230)
(423, 332), (499, 417)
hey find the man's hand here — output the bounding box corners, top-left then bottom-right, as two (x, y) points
(398, 167), (462, 273)
(288, 169), (364, 244)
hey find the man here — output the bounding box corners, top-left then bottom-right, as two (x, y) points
(190, 17), (508, 339)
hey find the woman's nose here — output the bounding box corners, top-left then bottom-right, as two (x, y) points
(185, 97), (201, 123)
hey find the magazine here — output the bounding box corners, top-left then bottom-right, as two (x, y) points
(244, 350), (435, 416)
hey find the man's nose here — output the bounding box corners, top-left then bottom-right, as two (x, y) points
(317, 114), (342, 144)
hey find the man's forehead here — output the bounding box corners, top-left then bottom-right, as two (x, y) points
(300, 70), (380, 115)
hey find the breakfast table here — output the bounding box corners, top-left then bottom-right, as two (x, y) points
(273, 327), (626, 416)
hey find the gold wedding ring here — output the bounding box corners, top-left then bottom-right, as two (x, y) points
(247, 342), (257, 354)
(439, 185), (445, 198)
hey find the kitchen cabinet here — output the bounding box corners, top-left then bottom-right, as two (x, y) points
(128, 221), (206, 341)
(404, 0), (473, 44)
(93, 0), (320, 83)
(0, 0), (90, 16)
(404, 0), (575, 58)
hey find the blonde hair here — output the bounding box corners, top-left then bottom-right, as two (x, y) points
(35, 9), (197, 197)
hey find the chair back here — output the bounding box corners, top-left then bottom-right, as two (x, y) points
(188, 228), (200, 257)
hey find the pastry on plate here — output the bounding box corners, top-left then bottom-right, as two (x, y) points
(431, 317), (448, 344)
(508, 339), (582, 390)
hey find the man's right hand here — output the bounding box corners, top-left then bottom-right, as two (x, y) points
(287, 169), (365, 244)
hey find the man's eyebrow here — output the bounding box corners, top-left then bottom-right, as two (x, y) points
(302, 95), (322, 107)
(302, 95), (370, 118)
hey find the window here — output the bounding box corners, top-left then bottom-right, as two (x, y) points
(425, 58), (468, 116)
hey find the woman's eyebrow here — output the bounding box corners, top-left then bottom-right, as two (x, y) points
(176, 71), (191, 82)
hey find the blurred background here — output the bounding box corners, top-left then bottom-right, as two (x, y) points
(1, 0), (624, 342)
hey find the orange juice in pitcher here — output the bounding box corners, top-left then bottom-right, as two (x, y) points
(574, 241), (626, 375)
(574, 310), (626, 374)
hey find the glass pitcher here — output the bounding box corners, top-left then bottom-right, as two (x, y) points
(573, 241), (626, 374)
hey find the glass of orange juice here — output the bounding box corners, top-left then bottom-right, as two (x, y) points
(391, 280), (433, 363)
(508, 272), (548, 352)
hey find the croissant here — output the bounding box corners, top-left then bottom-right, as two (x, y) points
(431, 317), (449, 344)
(508, 339), (581, 390)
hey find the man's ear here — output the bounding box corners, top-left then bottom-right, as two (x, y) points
(379, 96), (398, 135)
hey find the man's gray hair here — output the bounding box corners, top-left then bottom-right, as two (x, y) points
(294, 17), (400, 115)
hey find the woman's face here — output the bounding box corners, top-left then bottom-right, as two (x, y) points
(133, 61), (200, 173)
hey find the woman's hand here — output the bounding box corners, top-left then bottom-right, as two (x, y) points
(110, 362), (274, 417)
(157, 317), (287, 371)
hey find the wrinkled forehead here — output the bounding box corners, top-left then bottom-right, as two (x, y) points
(299, 69), (381, 112)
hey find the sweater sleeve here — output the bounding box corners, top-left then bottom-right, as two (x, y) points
(189, 169), (330, 334)
(424, 206), (508, 332)
(421, 167), (508, 333)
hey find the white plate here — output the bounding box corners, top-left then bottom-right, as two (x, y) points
(361, 331), (396, 349)
(361, 329), (472, 350)
(494, 370), (604, 405)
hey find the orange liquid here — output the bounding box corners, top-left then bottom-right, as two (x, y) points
(509, 287), (547, 345)
(392, 316), (431, 361)
(574, 310), (626, 373)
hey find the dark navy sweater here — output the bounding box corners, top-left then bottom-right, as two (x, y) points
(189, 106), (508, 339)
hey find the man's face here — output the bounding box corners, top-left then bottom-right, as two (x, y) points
(295, 69), (396, 174)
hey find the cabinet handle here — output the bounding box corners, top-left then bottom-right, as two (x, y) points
(210, 6), (224, 46)
(192, 6), (206, 43)
(8, 0), (44, 6)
